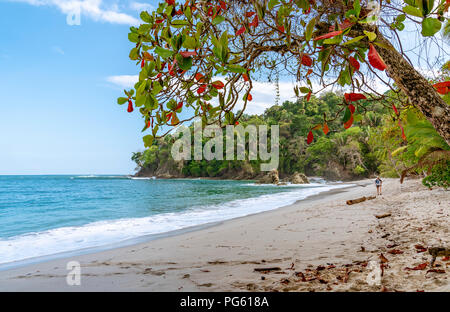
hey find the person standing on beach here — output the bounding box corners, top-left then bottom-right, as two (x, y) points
(375, 177), (383, 196)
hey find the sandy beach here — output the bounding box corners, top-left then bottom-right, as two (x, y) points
(0, 178), (448, 292)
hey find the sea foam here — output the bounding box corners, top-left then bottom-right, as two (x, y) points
(0, 183), (351, 266)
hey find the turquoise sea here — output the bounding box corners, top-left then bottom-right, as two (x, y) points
(0, 175), (350, 267)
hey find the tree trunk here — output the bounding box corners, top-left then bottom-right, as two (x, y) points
(372, 29), (450, 145)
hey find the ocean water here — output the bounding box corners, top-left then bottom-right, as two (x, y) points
(0, 175), (351, 267)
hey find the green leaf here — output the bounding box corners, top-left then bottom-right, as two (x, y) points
(323, 34), (343, 45)
(184, 6), (191, 19)
(226, 64), (247, 73)
(402, 5), (423, 18)
(305, 18), (316, 41)
(342, 35), (365, 45)
(338, 68), (351, 86)
(420, 0), (435, 16)
(182, 36), (197, 49)
(268, 0), (280, 10)
(342, 107), (352, 123)
(117, 97), (128, 105)
(135, 93), (146, 107)
(143, 135), (154, 148)
(299, 87), (310, 94)
(353, 114), (363, 122)
(391, 146), (408, 157)
(140, 11), (151, 23)
(295, 0), (309, 10)
(220, 31), (229, 50)
(363, 31), (377, 41)
(396, 22), (405, 31)
(353, 0), (361, 17)
(128, 33), (139, 43)
(152, 124), (159, 136)
(171, 20), (189, 28)
(151, 82), (163, 95)
(154, 46), (174, 59)
(212, 16), (225, 25)
(129, 47), (139, 60)
(421, 18), (442, 36)
(345, 9), (358, 20)
(396, 14), (406, 22)
(166, 99), (177, 110)
(176, 54), (193, 71)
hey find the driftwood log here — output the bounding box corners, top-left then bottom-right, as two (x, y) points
(375, 213), (392, 219)
(254, 267), (281, 272)
(346, 196), (376, 205)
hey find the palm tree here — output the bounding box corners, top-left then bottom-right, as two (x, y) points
(399, 110), (450, 182)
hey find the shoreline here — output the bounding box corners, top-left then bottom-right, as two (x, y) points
(0, 181), (355, 272)
(0, 178), (448, 292)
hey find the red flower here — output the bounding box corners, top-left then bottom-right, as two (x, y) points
(344, 93), (366, 102)
(242, 74), (249, 82)
(323, 123), (329, 135)
(236, 26), (246, 36)
(349, 56), (360, 71)
(247, 93), (253, 101)
(197, 84), (207, 94)
(301, 54), (313, 67)
(314, 30), (342, 41)
(368, 43), (387, 71)
(246, 12), (255, 17)
(249, 16), (259, 27)
(329, 19), (353, 31)
(195, 73), (205, 82)
(348, 104), (356, 114)
(433, 81), (450, 94)
(127, 100), (134, 113)
(392, 104), (399, 115)
(212, 81), (225, 89)
(344, 114), (354, 129)
(307, 131), (314, 144)
(179, 51), (197, 58)
(398, 121), (407, 141)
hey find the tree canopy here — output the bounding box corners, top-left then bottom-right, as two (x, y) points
(117, 0), (450, 147)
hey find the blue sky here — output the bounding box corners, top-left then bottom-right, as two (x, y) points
(0, 0), (159, 174)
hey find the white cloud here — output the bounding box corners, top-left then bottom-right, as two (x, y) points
(52, 46), (65, 55)
(10, 0), (140, 25)
(105, 74), (391, 115)
(129, 1), (153, 11)
(107, 75), (138, 88)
